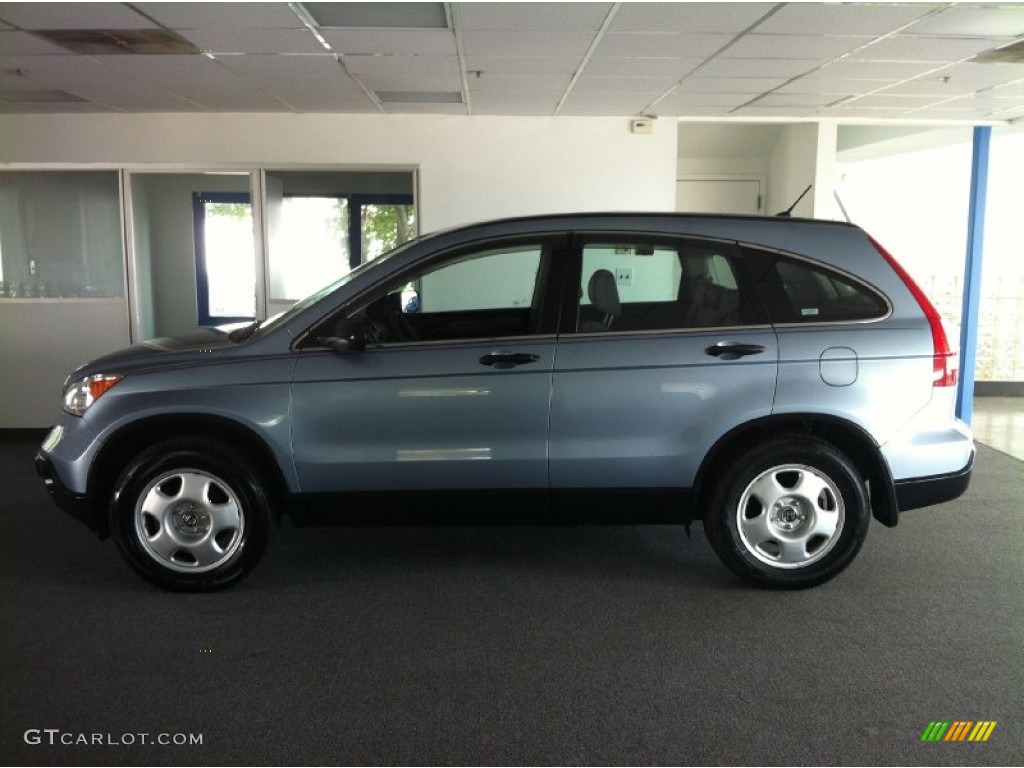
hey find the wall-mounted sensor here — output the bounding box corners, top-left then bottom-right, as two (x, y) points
(630, 118), (655, 135)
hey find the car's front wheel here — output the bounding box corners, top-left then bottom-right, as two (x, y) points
(109, 438), (271, 591)
(704, 436), (870, 589)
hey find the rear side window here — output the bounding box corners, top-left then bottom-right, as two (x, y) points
(576, 240), (760, 333)
(747, 249), (889, 324)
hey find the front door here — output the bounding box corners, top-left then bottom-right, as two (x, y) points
(290, 238), (566, 522)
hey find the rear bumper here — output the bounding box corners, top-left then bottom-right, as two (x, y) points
(894, 451), (974, 512)
(35, 452), (106, 537)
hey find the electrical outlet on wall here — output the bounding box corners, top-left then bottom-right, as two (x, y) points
(614, 267), (633, 286)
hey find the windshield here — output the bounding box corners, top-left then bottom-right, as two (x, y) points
(252, 235), (425, 338)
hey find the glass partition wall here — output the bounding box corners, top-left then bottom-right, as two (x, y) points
(125, 169), (416, 341)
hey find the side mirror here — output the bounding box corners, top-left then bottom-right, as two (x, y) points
(322, 320), (366, 354)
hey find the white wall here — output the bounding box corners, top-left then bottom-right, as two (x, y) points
(0, 114), (678, 232)
(0, 113), (678, 427)
(765, 122), (838, 219)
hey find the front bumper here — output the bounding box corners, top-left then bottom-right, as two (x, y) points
(894, 450), (974, 512)
(35, 452), (106, 537)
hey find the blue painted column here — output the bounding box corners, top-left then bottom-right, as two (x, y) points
(956, 126), (991, 423)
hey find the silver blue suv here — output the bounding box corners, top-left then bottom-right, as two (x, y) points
(36, 213), (974, 591)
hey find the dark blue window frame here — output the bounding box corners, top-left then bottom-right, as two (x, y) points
(193, 191), (254, 326)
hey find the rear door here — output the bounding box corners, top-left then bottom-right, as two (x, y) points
(548, 235), (779, 519)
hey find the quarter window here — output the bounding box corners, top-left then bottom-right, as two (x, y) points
(748, 250), (889, 323)
(576, 240), (756, 333)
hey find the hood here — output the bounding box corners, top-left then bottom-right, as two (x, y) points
(68, 328), (234, 382)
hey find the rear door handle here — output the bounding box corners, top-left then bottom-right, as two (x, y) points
(705, 342), (766, 360)
(479, 352), (540, 369)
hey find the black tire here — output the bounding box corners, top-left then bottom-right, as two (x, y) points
(704, 435), (869, 589)
(109, 438), (272, 591)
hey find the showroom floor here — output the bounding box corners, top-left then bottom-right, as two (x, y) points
(1, 406), (1020, 766)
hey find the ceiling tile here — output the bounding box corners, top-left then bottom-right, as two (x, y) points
(731, 105), (818, 118)
(0, 99), (114, 113)
(905, 5), (1024, 37)
(677, 76), (789, 93)
(342, 54), (459, 76)
(846, 93), (947, 110)
(457, 3), (612, 32)
(218, 54), (368, 104)
(595, 32), (735, 59)
(140, 2), (303, 30)
(698, 58), (820, 79)
(356, 73), (463, 93)
(0, 30), (75, 55)
(321, 28), (456, 56)
(464, 56), (580, 76)
(612, 3), (773, 34)
(470, 91), (561, 115)
(931, 62), (1024, 88)
(775, 78), (892, 96)
(754, 4), (941, 36)
(462, 30), (595, 57)
(583, 56), (702, 78)
(469, 75), (571, 93)
(383, 102), (465, 115)
(560, 90), (665, 113)
(855, 35), (1013, 63)
(752, 92), (843, 109)
(181, 28), (326, 55)
(808, 60), (941, 80)
(0, 2), (156, 30)
(576, 75), (682, 93)
(722, 34), (874, 60)
(676, 93), (760, 107)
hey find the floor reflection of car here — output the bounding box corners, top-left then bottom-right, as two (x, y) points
(36, 213), (974, 591)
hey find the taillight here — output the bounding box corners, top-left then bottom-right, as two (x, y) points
(868, 236), (958, 387)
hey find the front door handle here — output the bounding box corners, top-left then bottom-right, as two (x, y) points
(705, 342), (766, 360)
(479, 352), (540, 369)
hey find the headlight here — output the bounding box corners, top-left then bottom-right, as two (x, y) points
(62, 374), (124, 417)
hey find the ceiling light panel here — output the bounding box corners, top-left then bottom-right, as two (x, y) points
(321, 28), (456, 56)
(753, 3), (941, 36)
(0, 2), (156, 30)
(305, 3), (447, 29)
(457, 2), (612, 32)
(138, 3), (304, 30)
(612, 3), (772, 34)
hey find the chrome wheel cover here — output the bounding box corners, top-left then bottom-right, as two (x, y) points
(134, 468), (245, 573)
(736, 463), (845, 569)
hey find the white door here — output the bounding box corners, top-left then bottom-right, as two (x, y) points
(676, 179), (762, 215)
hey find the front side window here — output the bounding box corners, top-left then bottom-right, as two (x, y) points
(312, 243), (549, 346)
(576, 240), (756, 333)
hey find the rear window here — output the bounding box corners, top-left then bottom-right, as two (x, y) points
(747, 250), (889, 324)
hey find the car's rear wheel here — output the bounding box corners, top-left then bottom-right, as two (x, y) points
(704, 436), (869, 589)
(110, 438), (271, 591)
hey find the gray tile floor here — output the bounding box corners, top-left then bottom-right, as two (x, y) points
(973, 396), (1024, 461)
